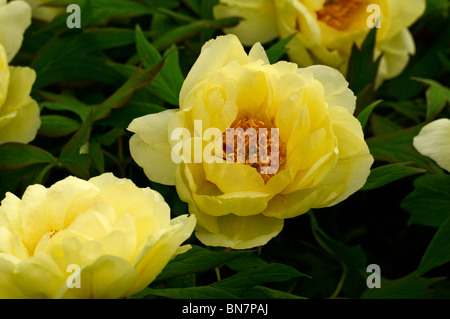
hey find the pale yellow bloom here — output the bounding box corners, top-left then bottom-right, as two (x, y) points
(0, 44), (40, 145)
(214, 0), (426, 86)
(413, 118), (450, 172)
(0, 0), (31, 62)
(21, 0), (62, 22)
(0, 173), (196, 298)
(129, 35), (373, 249)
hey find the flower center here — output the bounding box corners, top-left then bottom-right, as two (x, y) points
(49, 229), (59, 239)
(316, 0), (365, 30)
(222, 116), (286, 183)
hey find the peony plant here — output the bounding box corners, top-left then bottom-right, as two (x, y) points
(129, 34), (374, 249)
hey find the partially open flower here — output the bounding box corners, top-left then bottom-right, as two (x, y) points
(0, 173), (196, 298)
(214, 0), (426, 87)
(129, 34), (373, 249)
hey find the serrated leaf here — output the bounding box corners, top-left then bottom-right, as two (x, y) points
(401, 174), (450, 227)
(361, 163), (425, 191)
(211, 263), (307, 296)
(417, 216), (450, 276)
(0, 144), (57, 170)
(155, 245), (254, 282)
(130, 286), (238, 299)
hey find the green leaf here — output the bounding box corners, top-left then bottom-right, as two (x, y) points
(88, 142), (104, 174)
(357, 100), (382, 128)
(0, 143), (57, 170)
(401, 174), (450, 227)
(418, 216), (450, 276)
(226, 254), (268, 272)
(130, 286), (238, 299)
(94, 101), (165, 128)
(92, 128), (125, 147)
(384, 100), (426, 124)
(38, 115), (81, 138)
(135, 25), (184, 105)
(370, 114), (403, 136)
(361, 272), (444, 299)
(310, 213), (367, 270)
(93, 58), (166, 121)
(413, 78), (450, 121)
(155, 245), (255, 282)
(152, 18), (241, 51)
(366, 125), (443, 173)
(210, 263), (308, 296)
(242, 286), (307, 299)
(266, 34), (296, 64)
(34, 56), (123, 89)
(37, 91), (91, 121)
(361, 163), (425, 191)
(347, 27), (380, 95)
(59, 113), (93, 179)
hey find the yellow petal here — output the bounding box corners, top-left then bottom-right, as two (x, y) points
(195, 209), (284, 249)
(130, 214), (196, 295)
(383, 0), (426, 40)
(22, 0), (63, 22)
(179, 34), (250, 106)
(213, 0), (278, 46)
(376, 29), (415, 86)
(128, 110), (177, 185)
(300, 65), (356, 114)
(0, 0), (31, 62)
(0, 66), (40, 145)
(13, 252), (66, 299)
(413, 118), (450, 172)
(57, 255), (140, 299)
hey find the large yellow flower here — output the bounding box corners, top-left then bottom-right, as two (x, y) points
(0, 44), (40, 145)
(0, 173), (196, 298)
(214, 0), (426, 86)
(0, 0), (32, 62)
(129, 34), (373, 249)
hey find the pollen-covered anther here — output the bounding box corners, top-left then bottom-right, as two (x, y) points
(316, 0), (365, 30)
(223, 116), (286, 183)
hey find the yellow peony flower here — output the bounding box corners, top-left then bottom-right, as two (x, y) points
(128, 34), (373, 249)
(0, 173), (196, 298)
(413, 118), (450, 172)
(0, 44), (40, 145)
(214, 0), (426, 87)
(0, 0), (31, 62)
(21, 0), (63, 22)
